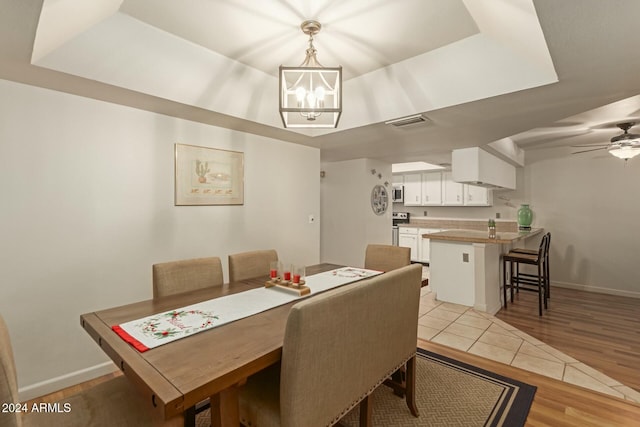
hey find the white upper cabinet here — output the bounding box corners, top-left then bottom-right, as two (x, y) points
(398, 171), (492, 206)
(442, 171), (464, 206)
(403, 173), (422, 206)
(464, 184), (493, 206)
(421, 172), (442, 205)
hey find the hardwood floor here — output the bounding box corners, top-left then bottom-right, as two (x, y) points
(495, 285), (640, 392)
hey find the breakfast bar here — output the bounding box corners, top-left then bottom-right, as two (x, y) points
(423, 228), (543, 314)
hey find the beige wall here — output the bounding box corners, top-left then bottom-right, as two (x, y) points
(0, 79), (321, 399)
(320, 158), (392, 267)
(523, 153), (640, 296)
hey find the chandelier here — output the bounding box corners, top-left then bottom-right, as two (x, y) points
(279, 20), (342, 129)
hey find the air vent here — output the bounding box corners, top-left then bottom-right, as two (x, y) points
(385, 114), (429, 127)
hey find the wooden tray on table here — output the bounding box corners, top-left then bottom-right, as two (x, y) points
(265, 278), (310, 296)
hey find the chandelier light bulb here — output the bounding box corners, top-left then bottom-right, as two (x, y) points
(306, 91), (316, 108)
(295, 87), (306, 104)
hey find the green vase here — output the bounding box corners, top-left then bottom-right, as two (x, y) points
(517, 204), (533, 229)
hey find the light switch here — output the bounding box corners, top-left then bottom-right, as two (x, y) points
(462, 253), (469, 262)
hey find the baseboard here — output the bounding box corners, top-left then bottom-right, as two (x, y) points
(18, 361), (118, 402)
(552, 280), (640, 299)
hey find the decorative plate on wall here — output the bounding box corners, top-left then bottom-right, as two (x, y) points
(371, 185), (389, 215)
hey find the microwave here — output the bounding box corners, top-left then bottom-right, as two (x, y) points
(391, 184), (404, 202)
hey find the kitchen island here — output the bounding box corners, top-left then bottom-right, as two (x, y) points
(423, 228), (543, 314)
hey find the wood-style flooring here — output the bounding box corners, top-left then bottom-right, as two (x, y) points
(495, 285), (640, 392)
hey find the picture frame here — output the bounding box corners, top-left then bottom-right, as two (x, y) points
(174, 143), (244, 206)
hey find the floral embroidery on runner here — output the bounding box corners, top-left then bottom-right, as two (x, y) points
(137, 309), (219, 340)
(331, 268), (373, 278)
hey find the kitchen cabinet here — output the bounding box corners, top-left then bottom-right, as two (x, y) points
(400, 172), (442, 206)
(419, 228), (442, 263)
(442, 172), (464, 205)
(398, 171), (491, 207)
(402, 173), (422, 206)
(398, 227), (419, 261)
(421, 172), (443, 205)
(464, 184), (493, 206)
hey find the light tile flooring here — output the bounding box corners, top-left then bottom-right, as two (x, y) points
(418, 269), (640, 403)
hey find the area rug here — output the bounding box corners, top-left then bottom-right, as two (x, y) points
(196, 347), (536, 427)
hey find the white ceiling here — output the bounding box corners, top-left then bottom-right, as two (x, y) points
(2, 0), (640, 166)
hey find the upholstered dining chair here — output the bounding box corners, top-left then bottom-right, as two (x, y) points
(364, 244), (411, 272)
(238, 263), (423, 427)
(364, 243), (413, 398)
(228, 249), (278, 282)
(0, 314), (153, 427)
(152, 256), (224, 298)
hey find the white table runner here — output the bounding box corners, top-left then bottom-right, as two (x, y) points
(113, 267), (381, 352)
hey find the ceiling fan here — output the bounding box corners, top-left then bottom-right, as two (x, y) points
(572, 122), (640, 160)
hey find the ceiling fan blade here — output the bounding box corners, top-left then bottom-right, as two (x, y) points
(572, 147), (607, 154)
(570, 144), (609, 147)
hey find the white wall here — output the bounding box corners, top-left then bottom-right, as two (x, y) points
(0, 79), (320, 399)
(523, 153), (640, 296)
(320, 158), (391, 267)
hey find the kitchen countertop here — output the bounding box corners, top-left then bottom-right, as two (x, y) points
(396, 218), (520, 233)
(422, 228), (543, 244)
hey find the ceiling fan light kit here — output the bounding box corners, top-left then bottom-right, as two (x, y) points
(279, 20), (342, 129)
(608, 122), (640, 160)
(608, 145), (640, 159)
(572, 122), (640, 160)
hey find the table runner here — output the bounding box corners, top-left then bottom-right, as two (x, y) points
(113, 267), (381, 352)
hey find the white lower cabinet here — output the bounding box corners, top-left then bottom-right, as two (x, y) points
(419, 228), (442, 263)
(398, 227), (419, 261)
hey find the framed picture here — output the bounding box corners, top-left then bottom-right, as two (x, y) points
(174, 143), (244, 206)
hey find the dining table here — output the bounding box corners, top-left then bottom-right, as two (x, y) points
(80, 263), (347, 427)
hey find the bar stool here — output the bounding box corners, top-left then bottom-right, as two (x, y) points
(502, 233), (549, 316)
(510, 232), (551, 299)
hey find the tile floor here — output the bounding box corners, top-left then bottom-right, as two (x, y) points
(418, 269), (640, 403)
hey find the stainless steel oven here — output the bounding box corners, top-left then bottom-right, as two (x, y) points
(392, 212), (410, 245)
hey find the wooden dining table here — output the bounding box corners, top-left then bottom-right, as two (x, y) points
(80, 263), (342, 427)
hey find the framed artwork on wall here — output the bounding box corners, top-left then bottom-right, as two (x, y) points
(174, 143), (244, 206)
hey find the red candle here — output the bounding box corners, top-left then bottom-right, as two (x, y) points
(270, 269), (277, 278)
(293, 274), (301, 284)
(284, 271), (291, 281)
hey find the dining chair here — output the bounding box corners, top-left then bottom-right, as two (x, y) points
(238, 263), (423, 427)
(364, 244), (411, 272)
(152, 256), (224, 298)
(228, 249), (278, 282)
(0, 314), (154, 427)
(363, 243), (413, 398)
(502, 233), (550, 316)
